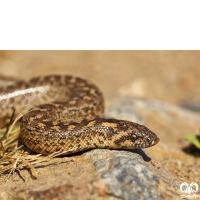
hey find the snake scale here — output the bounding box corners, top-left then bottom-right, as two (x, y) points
(0, 75), (159, 155)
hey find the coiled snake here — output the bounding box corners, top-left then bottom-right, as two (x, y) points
(0, 75), (159, 155)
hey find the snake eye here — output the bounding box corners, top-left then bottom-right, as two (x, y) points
(146, 138), (151, 143)
(130, 134), (138, 142)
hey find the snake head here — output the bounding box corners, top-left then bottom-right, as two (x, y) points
(133, 128), (160, 148)
(126, 123), (160, 149)
(108, 119), (160, 149)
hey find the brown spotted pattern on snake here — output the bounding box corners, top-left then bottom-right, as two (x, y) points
(0, 75), (159, 155)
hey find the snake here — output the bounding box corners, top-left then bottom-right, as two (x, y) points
(0, 75), (159, 155)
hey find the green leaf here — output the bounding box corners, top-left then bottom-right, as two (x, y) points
(183, 134), (200, 149)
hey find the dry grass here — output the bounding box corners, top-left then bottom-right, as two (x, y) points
(0, 111), (72, 181)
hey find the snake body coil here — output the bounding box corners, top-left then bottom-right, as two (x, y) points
(0, 75), (159, 155)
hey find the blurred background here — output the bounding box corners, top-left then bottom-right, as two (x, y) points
(0, 50), (199, 111)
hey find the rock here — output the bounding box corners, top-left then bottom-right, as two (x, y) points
(91, 150), (162, 200)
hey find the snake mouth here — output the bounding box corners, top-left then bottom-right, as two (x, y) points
(149, 137), (160, 147)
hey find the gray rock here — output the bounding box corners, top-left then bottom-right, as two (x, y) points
(105, 95), (200, 124)
(89, 149), (162, 200)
